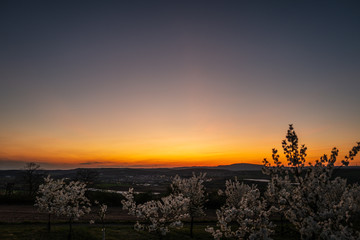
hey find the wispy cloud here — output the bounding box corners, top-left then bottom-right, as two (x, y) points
(80, 161), (114, 165)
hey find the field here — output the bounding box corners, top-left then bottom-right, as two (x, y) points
(1, 224), (212, 240)
(1, 167), (359, 239)
(0, 194), (299, 240)
(0, 195), (301, 239)
(0, 205), (218, 240)
(0, 223), (303, 240)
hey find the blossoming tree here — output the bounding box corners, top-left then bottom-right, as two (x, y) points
(58, 180), (91, 240)
(35, 176), (65, 231)
(206, 177), (273, 240)
(122, 188), (190, 237)
(35, 176), (91, 239)
(263, 124), (360, 240)
(171, 172), (210, 238)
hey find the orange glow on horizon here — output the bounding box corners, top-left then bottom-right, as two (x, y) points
(2, 140), (359, 169)
(1, 112), (359, 169)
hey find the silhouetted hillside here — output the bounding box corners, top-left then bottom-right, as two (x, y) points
(215, 163), (263, 171)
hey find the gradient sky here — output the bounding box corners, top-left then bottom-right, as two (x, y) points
(1, 0), (360, 169)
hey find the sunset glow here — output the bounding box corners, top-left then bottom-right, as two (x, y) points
(1, 1), (360, 169)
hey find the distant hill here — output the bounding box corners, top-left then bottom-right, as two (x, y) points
(173, 163), (263, 171)
(214, 163), (263, 171)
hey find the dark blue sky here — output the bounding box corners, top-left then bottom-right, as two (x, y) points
(1, 1), (360, 169)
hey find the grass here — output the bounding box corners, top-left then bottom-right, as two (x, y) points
(0, 223), (215, 240)
(0, 222), (302, 240)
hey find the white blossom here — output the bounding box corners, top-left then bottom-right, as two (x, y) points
(35, 176), (65, 216)
(207, 178), (274, 240)
(56, 180), (91, 221)
(171, 172), (209, 218)
(35, 176), (91, 237)
(122, 188), (190, 236)
(263, 124), (360, 240)
(171, 172), (210, 237)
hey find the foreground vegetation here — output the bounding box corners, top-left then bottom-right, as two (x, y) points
(0, 222), (301, 240)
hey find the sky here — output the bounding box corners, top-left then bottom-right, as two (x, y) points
(1, 0), (360, 169)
